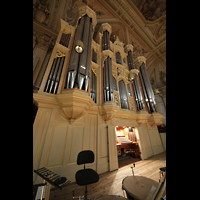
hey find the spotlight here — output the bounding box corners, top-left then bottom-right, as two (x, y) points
(75, 40), (84, 53)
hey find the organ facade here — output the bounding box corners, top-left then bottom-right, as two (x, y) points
(33, 3), (165, 185)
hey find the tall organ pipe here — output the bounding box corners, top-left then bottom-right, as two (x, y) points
(44, 56), (65, 94)
(78, 16), (90, 90)
(108, 57), (114, 101)
(138, 71), (151, 112)
(65, 17), (85, 89)
(65, 15), (93, 91)
(102, 29), (114, 102)
(139, 62), (157, 112)
(85, 18), (93, 91)
(45, 58), (57, 92)
(53, 56), (65, 94)
(127, 50), (144, 111)
(49, 57), (61, 93)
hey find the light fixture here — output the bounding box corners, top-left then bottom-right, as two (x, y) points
(128, 69), (140, 82)
(75, 40), (84, 53)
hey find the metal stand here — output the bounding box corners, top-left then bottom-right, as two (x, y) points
(72, 186), (90, 200)
(34, 167), (71, 200)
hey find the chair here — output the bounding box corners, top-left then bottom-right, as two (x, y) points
(75, 150), (99, 200)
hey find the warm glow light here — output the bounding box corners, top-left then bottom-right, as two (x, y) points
(75, 45), (83, 53)
(75, 40), (84, 53)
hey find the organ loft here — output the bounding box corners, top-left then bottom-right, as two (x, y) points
(33, 1), (166, 196)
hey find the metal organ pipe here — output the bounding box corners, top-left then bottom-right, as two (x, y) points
(45, 58), (57, 92)
(103, 30), (109, 50)
(54, 56), (65, 94)
(44, 56), (65, 94)
(49, 57), (61, 93)
(78, 16), (90, 90)
(90, 70), (97, 103)
(65, 16), (85, 89)
(118, 80), (129, 109)
(64, 15), (93, 91)
(107, 31), (110, 50)
(102, 29), (114, 102)
(127, 50), (145, 111)
(138, 71), (151, 113)
(108, 57), (114, 101)
(139, 62), (157, 113)
(85, 18), (93, 91)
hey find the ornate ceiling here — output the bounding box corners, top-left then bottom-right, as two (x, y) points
(33, 0), (166, 89)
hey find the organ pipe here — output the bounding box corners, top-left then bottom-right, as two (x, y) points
(44, 56), (65, 94)
(102, 29), (114, 102)
(138, 71), (151, 113)
(65, 16), (85, 89)
(103, 30), (110, 50)
(84, 17), (93, 91)
(65, 14), (93, 91)
(118, 80), (129, 109)
(60, 33), (71, 48)
(103, 57), (114, 102)
(139, 62), (157, 113)
(127, 50), (145, 111)
(90, 70), (97, 103)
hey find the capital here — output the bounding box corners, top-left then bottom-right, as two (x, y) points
(125, 44), (134, 53)
(99, 23), (112, 34)
(134, 56), (146, 69)
(77, 5), (97, 29)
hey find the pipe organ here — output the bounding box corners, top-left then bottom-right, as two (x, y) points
(33, 5), (165, 185)
(64, 14), (93, 91)
(40, 8), (158, 113)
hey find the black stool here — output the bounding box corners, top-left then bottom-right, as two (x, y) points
(75, 150), (99, 200)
